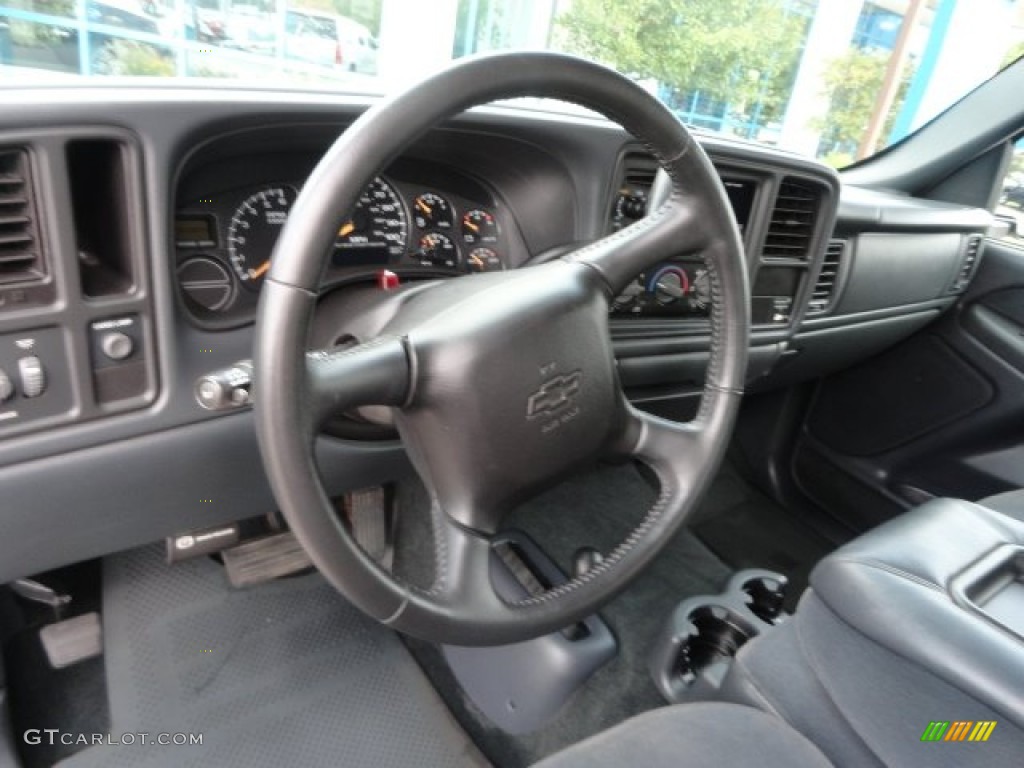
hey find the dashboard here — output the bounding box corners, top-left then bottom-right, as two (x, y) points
(0, 85), (994, 584)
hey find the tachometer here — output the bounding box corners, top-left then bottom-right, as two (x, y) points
(227, 185), (296, 289)
(334, 177), (408, 267)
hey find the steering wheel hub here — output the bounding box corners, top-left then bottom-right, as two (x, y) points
(391, 261), (621, 533)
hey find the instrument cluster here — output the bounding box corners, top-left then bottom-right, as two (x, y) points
(174, 168), (514, 325)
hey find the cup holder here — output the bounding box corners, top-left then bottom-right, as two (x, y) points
(741, 574), (787, 625)
(650, 568), (789, 703)
(677, 604), (755, 685)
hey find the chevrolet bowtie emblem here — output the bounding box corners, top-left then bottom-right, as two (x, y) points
(527, 371), (582, 420)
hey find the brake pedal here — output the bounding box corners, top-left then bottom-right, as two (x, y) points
(221, 532), (313, 588)
(39, 611), (102, 669)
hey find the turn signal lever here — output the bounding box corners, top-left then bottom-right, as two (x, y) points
(195, 360), (253, 411)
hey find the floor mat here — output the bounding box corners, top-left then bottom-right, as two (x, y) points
(407, 462), (733, 768)
(4, 561), (108, 768)
(63, 545), (487, 768)
(691, 463), (834, 606)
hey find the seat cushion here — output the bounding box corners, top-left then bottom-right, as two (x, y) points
(723, 592), (1024, 767)
(532, 702), (831, 768)
(809, 497), (1024, 730)
(978, 488), (1024, 522)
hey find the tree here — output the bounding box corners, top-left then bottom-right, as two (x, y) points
(1002, 39), (1024, 70)
(814, 48), (912, 166)
(556, 0), (805, 128)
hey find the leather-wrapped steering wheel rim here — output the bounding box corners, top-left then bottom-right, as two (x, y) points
(254, 51), (750, 646)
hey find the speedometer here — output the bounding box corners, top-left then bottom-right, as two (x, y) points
(334, 177), (408, 267)
(227, 185), (296, 290)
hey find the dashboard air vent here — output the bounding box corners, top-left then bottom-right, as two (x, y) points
(622, 153), (658, 189)
(764, 178), (820, 260)
(0, 148), (46, 285)
(949, 235), (983, 293)
(807, 239), (846, 315)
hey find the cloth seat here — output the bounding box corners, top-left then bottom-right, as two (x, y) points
(533, 702), (832, 768)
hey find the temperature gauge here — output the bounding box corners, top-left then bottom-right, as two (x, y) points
(467, 247), (503, 273)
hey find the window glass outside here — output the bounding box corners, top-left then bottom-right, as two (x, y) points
(2, 0), (1023, 168)
(998, 138), (1024, 245)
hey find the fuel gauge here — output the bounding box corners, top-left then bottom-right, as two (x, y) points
(413, 193), (454, 230)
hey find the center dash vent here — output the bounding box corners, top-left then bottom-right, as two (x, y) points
(807, 240), (846, 315)
(0, 148), (46, 286)
(763, 178), (820, 260)
(949, 235), (983, 293)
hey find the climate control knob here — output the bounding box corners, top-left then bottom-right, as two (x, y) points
(651, 268), (688, 305)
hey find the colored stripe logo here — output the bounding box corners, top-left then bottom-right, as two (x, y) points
(921, 721), (996, 742)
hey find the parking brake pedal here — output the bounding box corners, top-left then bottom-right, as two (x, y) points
(11, 578), (71, 621)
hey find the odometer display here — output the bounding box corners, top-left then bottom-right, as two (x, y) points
(334, 177), (408, 267)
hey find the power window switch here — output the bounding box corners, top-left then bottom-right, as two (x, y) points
(18, 356), (46, 398)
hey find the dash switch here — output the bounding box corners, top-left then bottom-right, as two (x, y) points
(18, 356), (46, 398)
(0, 368), (13, 402)
(100, 331), (134, 361)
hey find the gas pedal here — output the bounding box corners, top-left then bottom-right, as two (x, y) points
(221, 532), (314, 588)
(343, 486), (394, 570)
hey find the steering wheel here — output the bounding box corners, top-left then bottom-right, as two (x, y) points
(253, 52), (749, 646)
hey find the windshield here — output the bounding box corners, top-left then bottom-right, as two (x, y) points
(2, 0), (1023, 166)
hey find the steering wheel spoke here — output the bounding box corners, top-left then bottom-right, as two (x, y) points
(305, 337), (410, 426)
(429, 510), (507, 612)
(612, 385), (742, 499)
(565, 190), (710, 296)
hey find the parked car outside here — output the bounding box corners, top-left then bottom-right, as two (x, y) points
(283, 9), (377, 74)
